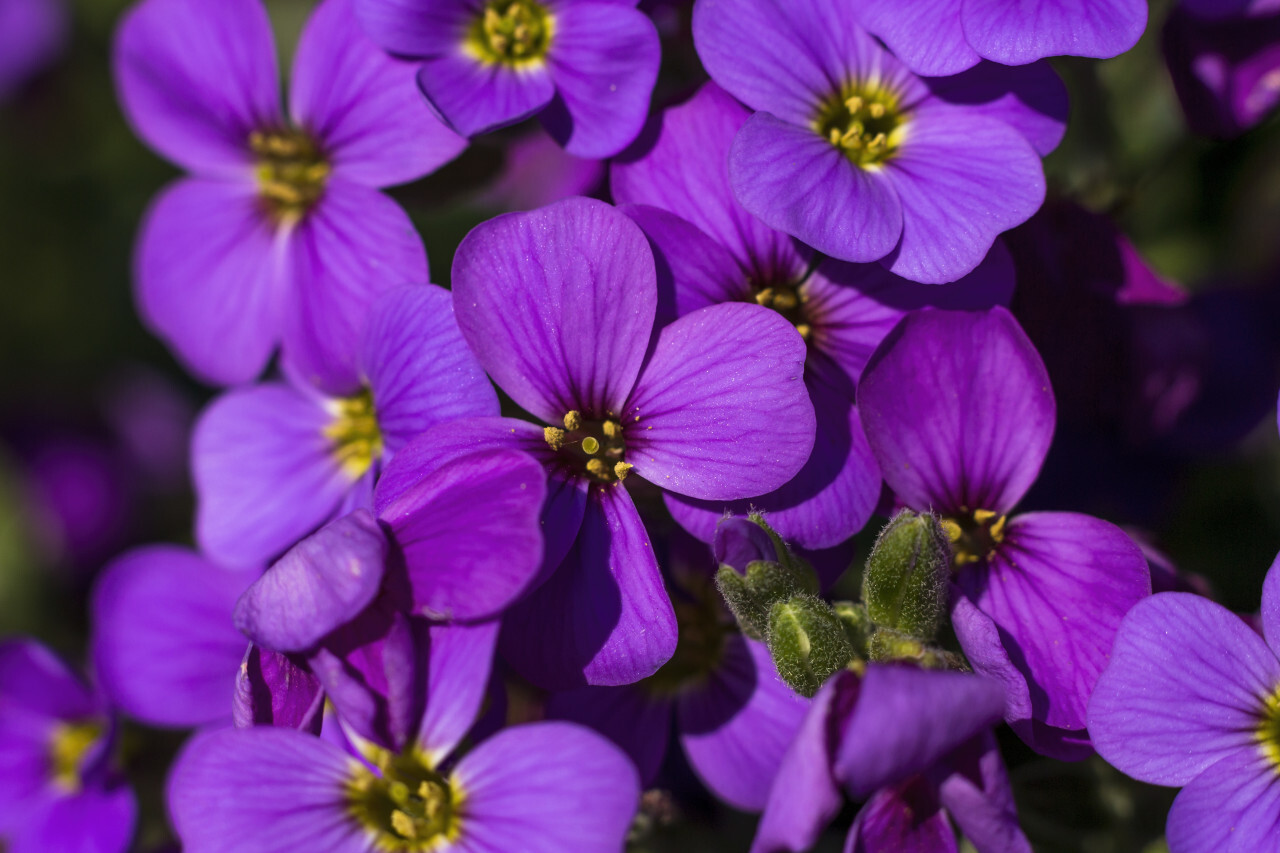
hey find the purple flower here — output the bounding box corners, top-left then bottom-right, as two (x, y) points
(0, 639), (136, 853)
(852, 0), (1147, 77)
(1164, 3), (1280, 139)
(751, 665), (1028, 853)
(693, 0), (1063, 283)
(475, 126), (605, 211)
(612, 81), (1017, 550)
(1088, 553), (1280, 852)
(356, 0), (660, 158)
(857, 307), (1150, 758)
(114, 0), (466, 388)
(192, 285), (497, 569)
(0, 0), (67, 102)
(375, 196), (816, 689)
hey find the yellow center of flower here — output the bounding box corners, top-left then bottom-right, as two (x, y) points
(939, 509), (1007, 567)
(813, 83), (906, 168)
(1257, 684), (1280, 770)
(49, 719), (103, 792)
(543, 410), (631, 484)
(250, 129), (330, 221)
(465, 0), (554, 68)
(347, 749), (461, 851)
(325, 388), (384, 480)
(751, 281), (813, 342)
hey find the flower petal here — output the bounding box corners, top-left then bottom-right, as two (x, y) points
(417, 620), (500, 763)
(961, 0), (1148, 65)
(1262, 551), (1280, 658)
(232, 646), (324, 732)
(935, 732), (1031, 853)
(451, 197), (656, 423)
(417, 53), (555, 139)
(624, 302), (815, 501)
(925, 60), (1069, 156)
(1164, 749), (1280, 853)
(353, 0), (474, 57)
(545, 685), (673, 785)
(9, 777), (137, 853)
(854, 0), (979, 77)
(845, 783), (956, 853)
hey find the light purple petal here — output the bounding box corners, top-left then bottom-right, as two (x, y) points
(0, 0), (67, 103)
(925, 60), (1069, 156)
(134, 178), (286, 386)
(235, 510), (388, 653)
(499, 486), (676, 689)
(353, 0), (474, 57)
(624, 302), (814, 501)
(379, 450), (545, 621)
(193, 382), (356, 570)
(936, 732), (1031, 853)
(960, 512), (1149, 737)
(1165, 750), (1280, 853)
(112, 0), (280, 176)
(417, 620), (499, 763)
(611, 82), (804, 282)
(232, 646), (325, 732)
(833, 665), (1005, 800)
(540, 2), (659, 158)
(845, 783), (956, 853)
(451, 197), (656, 423)
(678, 636), (810, 812)
(91, 546), (253, 728)
(854, 0), (979, 77)
(9, 778), (137, 853)
(290, 0), (466, 187)
(1088, 591), (1276, 786)
(449, 722), (639, 853)
(729, 114), (904, 265)
(359, 285), (499, 453)
(545, 685), (673, 785)
(857, 307), (1055, 515)
(1262, 551), (1280, 657)
(168, 727), (368, 852)
(880, 106), (1044, 284)
(417, 53), (555, 139)
(282, 178), (428, 394)
(962, 0), (1148, 65)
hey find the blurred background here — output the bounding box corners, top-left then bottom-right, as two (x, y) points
(2, 0), (1279, 849)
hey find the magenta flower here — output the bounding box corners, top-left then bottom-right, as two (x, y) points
(1090, 553), (1280, 852)
(356, 0), (660, 158)
(857, 307), (1150, 758)
(114, 0), (466, 388)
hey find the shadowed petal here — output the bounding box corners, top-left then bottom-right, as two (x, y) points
(417, 53), (555, 139)
(854, 0), (978, 77)
(845, 782), (955, 853)
(9, 777), (137, 853)
(0, 640), (97, 721)
(1164, 750), (1280, 853)
(417, 620), (499, 763)
(1262, 551), (1280, 657)
(354, 0), (474, 57)
(625, 302), (814, 501)
(936, 733), (1031, 853)
(925, 60), (1069, 156)
(545, 685), (673, 785)
(233, 646), (324, 732)
(962, 0), (1147, 65)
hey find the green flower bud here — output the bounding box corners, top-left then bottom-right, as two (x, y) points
(861, 509), (952, 640)
(713, 514), (819, 639)
(867, 627), (968, 670)
(767, 594), (855, 697)
(832, 600), (872, 658)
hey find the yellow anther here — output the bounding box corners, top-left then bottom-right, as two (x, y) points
(989, 515), (1007, 542)
(829, 127), (842, 145)
(602, 420), (621, 439)
(973, 509), (998, 523)
(564, 410), (582, 431)
(543, 426), (565, 450)
(614, 461), (633, 481)
(391, 811), (417, 839)
(581, 436), (601, 455)
(844, 95), (864, 113)
(771, 289), (798, 310)
(586, 458), (608, 479)
(940, 519), (963, 542)
(325, 389), (382, 479)
(868, 102), (886, 118)
(754, 287), (775, 306)
(795, 323), (812, 341)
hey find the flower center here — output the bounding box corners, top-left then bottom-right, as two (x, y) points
(347, 750), (459, 851)
(939, 509), (1006, 567)
(1257, 684), (1280, 771)
(325, 388), (383, 480)
(249, 129), (330, 220)
(543, 410), (632, 484)
(642, 578), (730, 696)
(466, 0), (554, 67)
(49, 719), (103, 791)
(813, 84), (905, 167)
(750, 281), (812, 342)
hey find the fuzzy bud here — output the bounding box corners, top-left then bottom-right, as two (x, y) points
(862, 509), (951, 640)
(767, 594), (855, 697)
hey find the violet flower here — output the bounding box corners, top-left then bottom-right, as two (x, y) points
(612, 81), (1019, 550)
(693, 0), (1063, 283)
(0, 0), (67, 103)
(374, 196), (816, 689)
(0, 639), (136, 853)
(852, 0), (1147, 77)
(857, 307), (1150, 758)
(752, 665), (1028, 853)
(356, 0), (660, 158)
(114, 0), (466, 388)
(1089, 552), (1280, 852)
(192, 285), (497, 569)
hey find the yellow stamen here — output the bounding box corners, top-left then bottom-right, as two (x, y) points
(564, 410), (582, 431)
(544, 426), (565, 450)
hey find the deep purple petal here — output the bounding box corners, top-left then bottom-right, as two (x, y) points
(1088, 591), (1277, 786)
(91, 546), (252, 728)
(290, 0), (466, 187)
(193, 382), (356, 569)
(417, 620), (499, 763)
(9, 778), (137, 853)
(168, 727), (367, 852)
(880, 106), (1044, 284)
(232, 646), (324, 732)
(448, 722), (639, 853)
(0, 0), (67, 103)
(857, 307), (1055, 515)
(936, 732), (1031, 853)
(545, 685), (673, 785)
(134, 178), (285, 386)
(379, 450), (545, 621)
(451, 197), (656, 423)
(713, 515), (779, 570)
(417, 53), (555, 138)
(678, 636), (810, 811)
(359, 285), (499, 454)
(235, 510), (388, 653)
(845, 783), (956, 853)
(1164, 749), (1280, 853)
(1262, 551), (1280, 658)
(624, 302), (814, 501)
(354, 0), (474, 57)
(729, 114), (904, 265)
(499, 486), (676, 689)
(282, 179), (428, 394)
(0, 639), (97, 721)
(961, 0), (1148, 65)
(112, 0), (280, 175)
(925, 60), (1069, 156)
(539, 2), (658, 157)
(959, 512), (1149, 738)
(854, 0), (979, 77)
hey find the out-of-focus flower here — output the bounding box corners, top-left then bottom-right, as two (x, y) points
(475, 126), (604, 211)
(0, 0), (67, 103)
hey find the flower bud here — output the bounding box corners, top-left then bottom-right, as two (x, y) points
(861, 509), (951, 640)
(714, 514), (819, 640)
(832, 600), (871, 658)
(767, 594), (855, 697)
